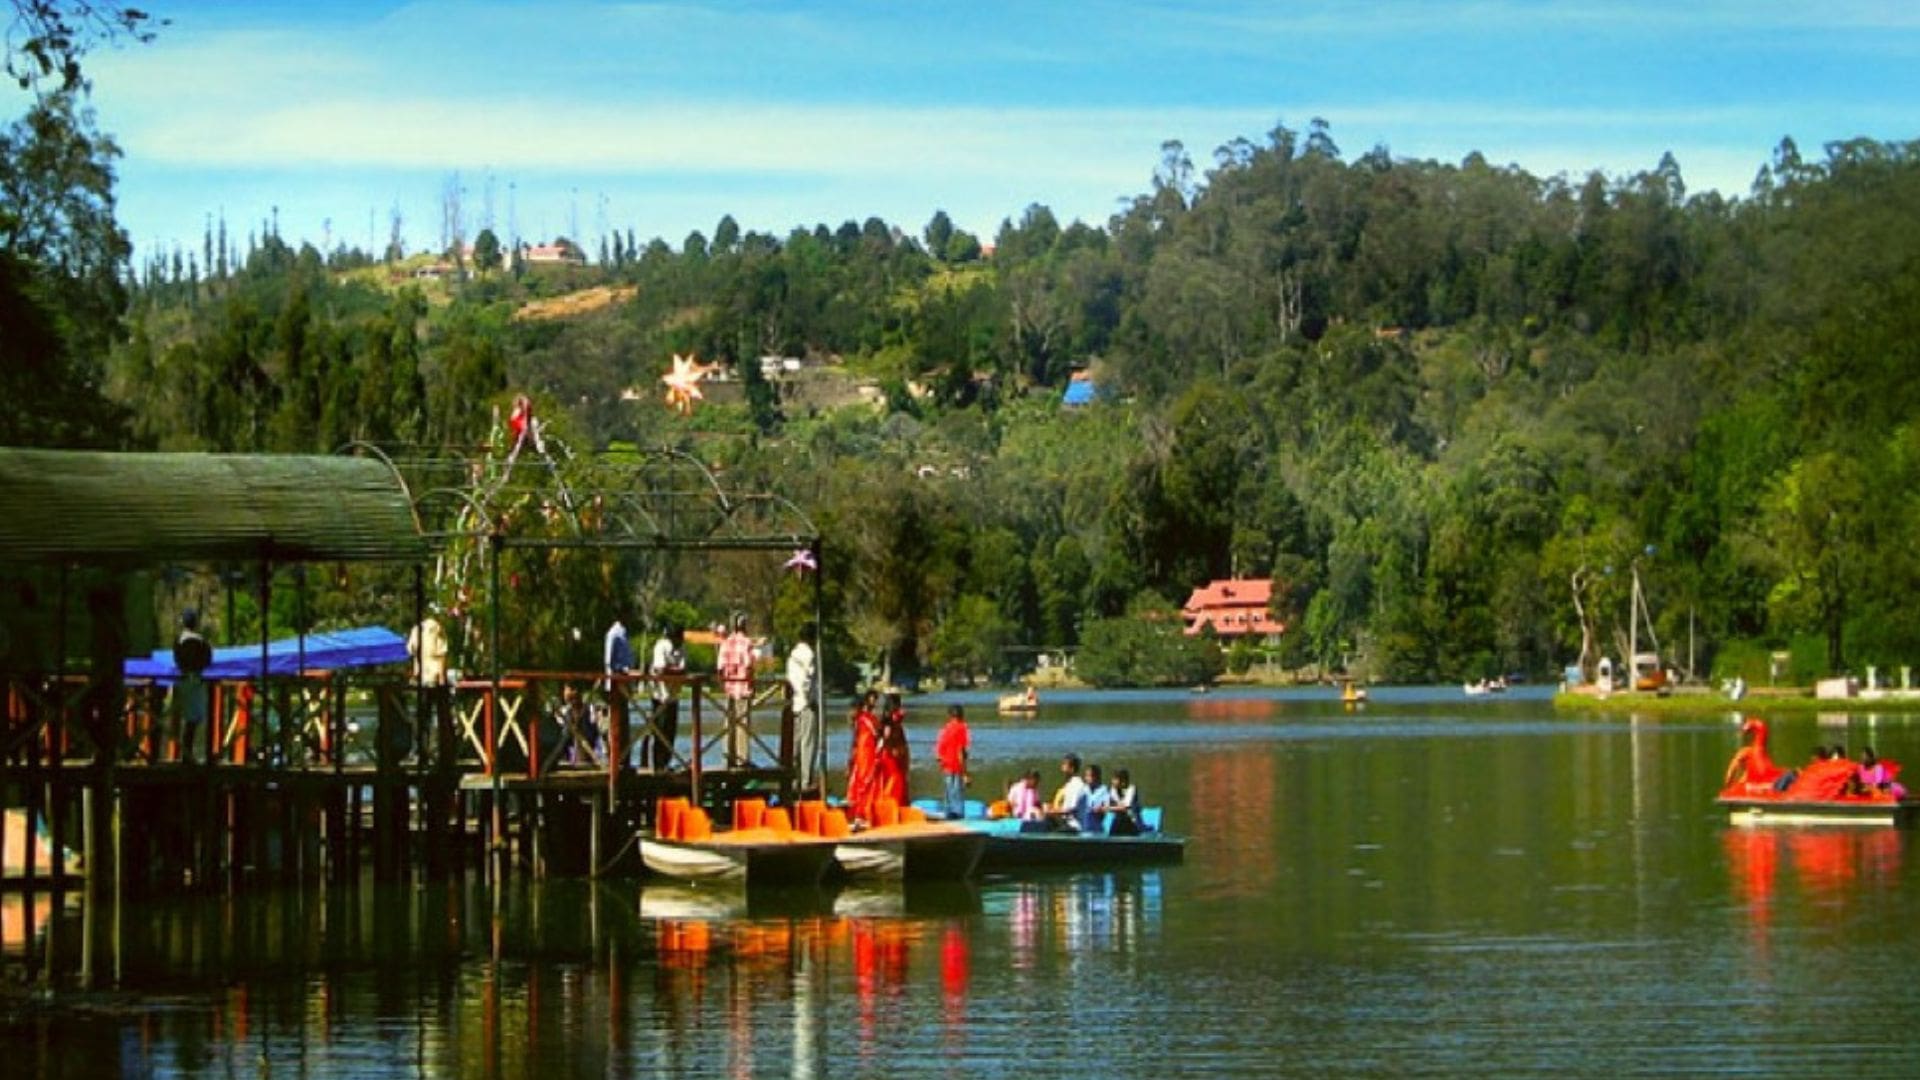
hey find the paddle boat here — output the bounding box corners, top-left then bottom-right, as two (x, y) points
(639, 797), (839, 888)
(1340, 679), (1368, 705)
(831, 798), (987, 882)
(1717, 716), (1919, 826)
(641, 796), (988, 886)
(912, 799), (1185, 871)
(997, 686), (1041, 715)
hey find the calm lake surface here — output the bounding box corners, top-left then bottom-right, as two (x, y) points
(8, 686), (1920, 1076)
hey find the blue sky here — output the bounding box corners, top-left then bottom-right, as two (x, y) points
(31, 0), (1920, 263)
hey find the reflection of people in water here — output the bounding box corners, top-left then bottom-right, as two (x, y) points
(1722, 716), (1783, 794)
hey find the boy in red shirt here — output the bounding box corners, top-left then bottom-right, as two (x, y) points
(934, 705), (971, 819)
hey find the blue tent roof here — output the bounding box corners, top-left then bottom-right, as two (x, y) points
(1063, 378), (1097, 405)
(125, 626), (408, 683)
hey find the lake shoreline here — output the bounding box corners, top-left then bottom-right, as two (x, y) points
(1551, 689), (1920, 714)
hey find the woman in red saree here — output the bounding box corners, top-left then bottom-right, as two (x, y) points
(846, 690), (882, 825)
(876, 693), (911, 806)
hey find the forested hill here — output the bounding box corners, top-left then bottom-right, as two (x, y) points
(18, 97), (1920, 685)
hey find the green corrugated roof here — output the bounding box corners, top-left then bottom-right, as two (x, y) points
(0, 450), (427, 565)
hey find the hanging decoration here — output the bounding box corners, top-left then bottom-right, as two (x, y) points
(662, 353), (711, 415)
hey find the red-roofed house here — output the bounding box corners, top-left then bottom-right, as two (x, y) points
(1182, 579), (1286, 638)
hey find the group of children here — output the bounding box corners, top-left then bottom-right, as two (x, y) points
(1002, 752), (1143, 835)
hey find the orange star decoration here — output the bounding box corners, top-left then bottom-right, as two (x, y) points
(662, 353), (710, 415)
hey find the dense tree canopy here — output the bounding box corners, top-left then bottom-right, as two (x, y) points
(13, 66), (1920, 688)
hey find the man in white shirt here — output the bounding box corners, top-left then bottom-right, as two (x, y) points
(786, 622), (819, 793)
(645, 622), (686, 771)
(407, 609), (452, 766)
(1050, 752), (1091, 831)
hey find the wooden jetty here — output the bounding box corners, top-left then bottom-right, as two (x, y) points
(1, 447), (828, 985)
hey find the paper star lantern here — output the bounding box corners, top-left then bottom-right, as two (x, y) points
(662, 353), (710, 415)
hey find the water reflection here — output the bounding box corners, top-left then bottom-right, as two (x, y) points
(2, 892), (71, 957)
(986, 871), (1164, 969)
(13, 696), (1920, 1076)
(1725, 826), (1905, 909)
(1724, 825), (1906, 970)
(6, 871), (1166, 1077)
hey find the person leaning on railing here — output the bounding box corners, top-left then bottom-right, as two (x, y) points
(718, 614), (755, 767)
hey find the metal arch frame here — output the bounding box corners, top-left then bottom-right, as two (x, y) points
(360, 443), (820, 551)
(342, 441), (829, 797)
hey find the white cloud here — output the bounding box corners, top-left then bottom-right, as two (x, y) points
(120, 96), (1273, 182)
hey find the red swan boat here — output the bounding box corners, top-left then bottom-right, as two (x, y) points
(1717, 717), (1919, 825)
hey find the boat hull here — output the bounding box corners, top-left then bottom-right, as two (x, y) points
(975, 828), (1187, 870)
(1717, 796), (1920, 827)
(640, 837), (837, 887)
(909, 799), (1185, 870)
(833, 827), (987, 882)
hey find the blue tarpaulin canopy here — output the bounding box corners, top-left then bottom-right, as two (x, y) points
(125, 626), (408, 684)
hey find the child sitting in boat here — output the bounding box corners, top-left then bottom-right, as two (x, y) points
(1006, 771), (1044, 821)
(1849, 747), (1908, 799)
(1100, 768), (1143, 836)
(1048, 753), (1092, 831)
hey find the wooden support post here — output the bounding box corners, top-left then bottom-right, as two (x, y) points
(530, 794), (543, 880)
(112, 786), (124, 985)
(589, 791), (604, 878)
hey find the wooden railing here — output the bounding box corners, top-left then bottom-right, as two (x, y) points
(4, 668), (799, 792)
(452, 671), (792, 782)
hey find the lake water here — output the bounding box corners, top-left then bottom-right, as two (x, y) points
(7, 687), (1920, 1076)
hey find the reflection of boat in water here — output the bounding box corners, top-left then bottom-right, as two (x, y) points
(997, 687), (1041, 715)
(638, 882), (837, 920)
(833, 880), (983, 919)
(833, 821), (987, 882)
(914, 801), (1185, 870)
(3, 807), (83, 881)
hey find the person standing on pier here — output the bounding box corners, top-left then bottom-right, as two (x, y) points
(407, 607), (452, 766)
(934, 704), (971, 819)
(171, 609), (213, 764)
(846, 690), (882, 826)
(877, 693), (911, 807)
(646, 620), (685, 771)
(786, 622), (819, 793)
(604, 613), (636, 766)
(718, 613), (756, 767)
